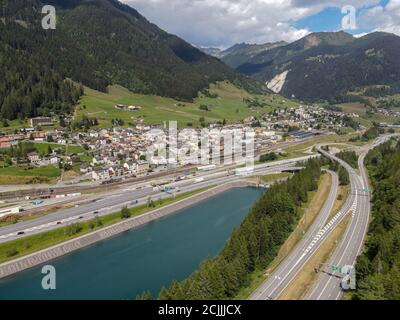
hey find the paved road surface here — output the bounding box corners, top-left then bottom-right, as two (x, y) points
(0, 155), (318, 243)
(250, 136), (397, 300)
(250, 169), (339, 300)
(0, 137), (320, 195)
(306, 135), (394, 300)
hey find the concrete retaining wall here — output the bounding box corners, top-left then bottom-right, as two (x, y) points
(0, 180), (255, 279)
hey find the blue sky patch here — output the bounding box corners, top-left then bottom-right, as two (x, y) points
(293, 0), (388, 36)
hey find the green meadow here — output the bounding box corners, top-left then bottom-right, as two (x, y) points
(32, 143), (85, 155)
(0, 165), (61, 184)
(75, 81), (300, 128)
(0, 165), (60, 178)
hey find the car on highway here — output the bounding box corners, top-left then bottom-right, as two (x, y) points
(17, 231), (25, 235)
(78, 216), (84, 219)
(93, 211), (99, 215)
(56, 221), (62, 225)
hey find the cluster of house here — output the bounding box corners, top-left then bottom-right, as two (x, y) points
(262, 105), (359, 131)
(0, 125), (76, 169)
(0, 135), (21, 149)
(74, 123), (287, 181)
(26, 151), (65, 167)
(76, 128), (151, 181)
(1, 106), (356, 182)
(0, 128), (69, 150)
(1, 112), (328, 182)
(376, 108), (400, 118)
(378, 122), (400, 129)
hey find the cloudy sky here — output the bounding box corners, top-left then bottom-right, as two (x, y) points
(120, 0), (400, 48)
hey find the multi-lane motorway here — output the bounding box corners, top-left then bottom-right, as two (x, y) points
(0, 155), (317, 243)
(307, 136), (391, 300)
(2, 134), (394, 299)
(251, 135), (395, 300)
(250, 169), (339, 300)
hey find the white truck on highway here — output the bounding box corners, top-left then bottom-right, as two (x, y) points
(235, 167), (254, 177)
(197, 164), (217, 171)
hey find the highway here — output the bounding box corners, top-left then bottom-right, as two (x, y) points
(0, 136), (323, 199)
(306, 135), (393, 300)
(0, 155), (318, 243)
(250, 136), (397, 300)
(250, 169), (339, 300)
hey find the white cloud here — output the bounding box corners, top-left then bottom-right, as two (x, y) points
(120, 0), (386, 48)
(357, 0), (400, 36)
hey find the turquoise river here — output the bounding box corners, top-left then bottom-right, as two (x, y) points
(0, 187), (263, 300)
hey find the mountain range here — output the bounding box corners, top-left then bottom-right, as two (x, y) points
(1, 0), (400, 121)
(200, 41), (287, 68)
(234, 31), (400, 101)
(0, 0), (260, 120)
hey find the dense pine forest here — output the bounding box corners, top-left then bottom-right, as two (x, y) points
(0, 0), (260, 121)
(336, 151), (358, 169)
(0, 0), (86, 120)
(236, 31), (400, 101)
(353, 138), (400, 300)
(147, 158), (324, 300)
(322, 148), (350, 186)
(0, 48), (83, 120)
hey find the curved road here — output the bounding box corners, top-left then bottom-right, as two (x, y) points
(250, 169), (339, 300)
(250, 136), (396, 300)
(307, 135), (393, 300)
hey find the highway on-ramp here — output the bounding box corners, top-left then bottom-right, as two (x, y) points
(250, 136), (396, 300)
(306, 135), (394, 300)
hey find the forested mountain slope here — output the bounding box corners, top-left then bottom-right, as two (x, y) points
(354, 138), (400, 300)
(237, 31), (400, 101)
(0, 0), (260, 120)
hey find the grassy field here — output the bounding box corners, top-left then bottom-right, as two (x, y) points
(75, 82), (299, 128)
(0, 120), (58, 133)
(0, 119), (28, 131)
(339, 102), (400, 126)
(256, 137), (333, 166)
(0, 165), (61, 185)
(285, 134), (357, 153)
(339, 103), (368, 116)
(33, 143), (85, 155)
(328, 185), (349, 221)
(0, 186), (213, 264)
(0, 165), (60, 178)
(260, 173), (292, 183)
(0, 142), (88, 185)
